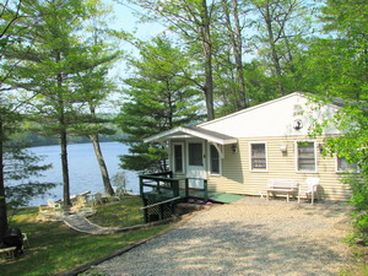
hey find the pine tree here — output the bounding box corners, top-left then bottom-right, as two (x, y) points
(117, 36), (202, 172)
(5, 0), (114, 207)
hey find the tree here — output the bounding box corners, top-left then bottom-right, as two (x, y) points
(0, 0), (24, 240)
(117, 36), (202, 172)
(252, 0), (311, 96)
(4, 0), (113, 207)
(72, 13), (122, 196)
(220, 0), (248, 109)
(304, 0), (368, 242)
(125, 0), (217, 120)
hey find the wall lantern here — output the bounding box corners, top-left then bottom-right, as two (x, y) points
(231, 144), (238, 154)
(318, 143), (324, 154)
(279, 144), (288, 152)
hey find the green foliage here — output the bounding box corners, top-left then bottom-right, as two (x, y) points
(301, 0), (368, 243)
(117, 36), (203, 172)
(1, 203), (172, 275)
(3, 132), (56, 211)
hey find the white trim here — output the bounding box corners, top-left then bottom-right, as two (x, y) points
(172, 142), (185, 174)
(208, 143), (222, 176)
(295, 140), (318, 173)
(144, 126), (237, 145)
(249, 142), (268, 172)
(186, 140), (207, 180)
(186, 140), (205, 168)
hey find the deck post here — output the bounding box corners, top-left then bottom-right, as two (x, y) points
(204, 179), (208, 201)
(139, 176), (144, 195)
(156, 180), (160, 194)
(185, 178), (189, 198)
(172, 180), (179, 197)
(142, 198), (148, 223)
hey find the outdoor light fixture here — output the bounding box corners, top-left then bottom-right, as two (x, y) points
(318, 143), (324, 154)
(279, 144), (288, 152)
(293, 119), (303, 130)
(231, 144), (238, 153)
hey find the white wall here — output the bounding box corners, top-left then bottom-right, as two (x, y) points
(199, 93), (340, 138)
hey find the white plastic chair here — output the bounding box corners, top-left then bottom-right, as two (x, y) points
(305, 177), (320, 205)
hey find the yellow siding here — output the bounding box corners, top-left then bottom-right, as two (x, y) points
(208, 136), (350, 201)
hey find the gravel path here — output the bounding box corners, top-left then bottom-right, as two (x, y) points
(88, 198), (352, 276)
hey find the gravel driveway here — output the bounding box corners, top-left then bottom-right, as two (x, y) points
(88, 198), (352, 275)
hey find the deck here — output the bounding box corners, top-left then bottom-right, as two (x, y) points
(139, 172), (243, 222)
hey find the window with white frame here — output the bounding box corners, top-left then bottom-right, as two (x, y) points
(173, 144), (184, 173)
(337, 156), (358, 172)
(297, 141), (316, 172)
(251, 143), (267, 170)
(210, 145), (220, 174)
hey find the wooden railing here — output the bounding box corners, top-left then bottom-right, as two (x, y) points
(139, 171), (179, 198)
(139, 171), (209, 222)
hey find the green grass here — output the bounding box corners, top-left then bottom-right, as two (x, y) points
(89, 196), (144, 227)
(0, 197), (173, 276)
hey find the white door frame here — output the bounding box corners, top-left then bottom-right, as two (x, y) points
(186, 139), (207, 188)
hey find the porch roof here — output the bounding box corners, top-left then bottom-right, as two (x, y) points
(143, 126), (237, 145)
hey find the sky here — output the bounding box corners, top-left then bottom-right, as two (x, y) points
(100, 1), (167, 112)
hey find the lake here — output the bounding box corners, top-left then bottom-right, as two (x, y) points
(28, 142), (139, 206)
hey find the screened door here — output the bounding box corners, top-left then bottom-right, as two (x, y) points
(186, 142), (206, 189)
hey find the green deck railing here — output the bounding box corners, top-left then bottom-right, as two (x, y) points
(139, 172), (208, 222)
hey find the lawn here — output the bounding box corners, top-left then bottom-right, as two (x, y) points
(0, 196), (174, 275)
(89, 195), (144, 227)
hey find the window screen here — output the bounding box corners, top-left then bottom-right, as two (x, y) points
(174, 144), (183, 172)
(188, 143), (203, 166)
(297, 142), (315, 171)
(210, 145), (220, 174)
(251, 143), (266, 170)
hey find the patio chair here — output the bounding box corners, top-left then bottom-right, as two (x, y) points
(305, 177), (320, 205)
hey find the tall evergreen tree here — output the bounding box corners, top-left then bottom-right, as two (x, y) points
(117, 36), (202, 172)
(125, 0), (217, 120)
(5, 0), (113, 207)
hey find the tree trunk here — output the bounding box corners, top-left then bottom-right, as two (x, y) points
(200, 0), (215, 120)
(264, 3), (285, 96)
(89, 134), (114, 196)
(0, 117), (8, 240)
(60, 127), (71, 207)
(89, 106), (114, 196)
(222, 0), (247, 109)
(56, 51), (71, 208)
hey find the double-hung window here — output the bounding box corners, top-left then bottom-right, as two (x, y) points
(250, 143), (267, 171)
(296, 141), (316, 172)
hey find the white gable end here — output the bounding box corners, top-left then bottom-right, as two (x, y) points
(199, 93), (341, 138)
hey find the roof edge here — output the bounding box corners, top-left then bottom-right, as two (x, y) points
(198, 92), (305, 127)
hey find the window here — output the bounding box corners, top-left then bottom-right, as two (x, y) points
(188, 143), (203, 166)
(297, 141), (316, 172)
(173, 144), (184, 173)
(337, 157), (358, 172)
(251, 143), (267, 170)
(210, 145), (220, 174)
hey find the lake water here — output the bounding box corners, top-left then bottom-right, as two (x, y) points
(28, 142), (139, 206)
